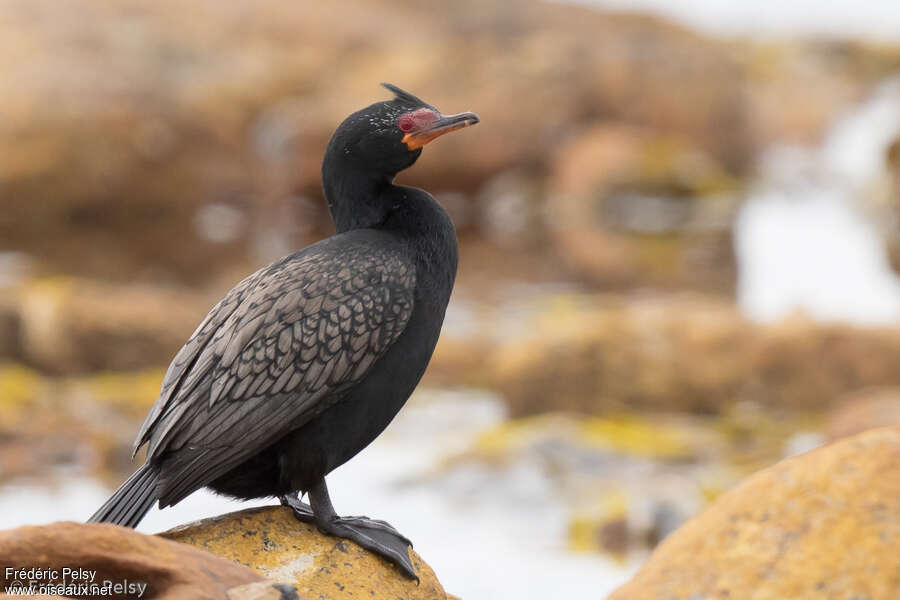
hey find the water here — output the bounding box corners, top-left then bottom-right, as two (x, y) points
(0, 389), (634, 599)
(736, 79), (900, 324)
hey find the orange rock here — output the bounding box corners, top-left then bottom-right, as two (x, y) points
(0, 521), (296, 599)
(609, 427), (900, 599)
(162, 506), (448, 600)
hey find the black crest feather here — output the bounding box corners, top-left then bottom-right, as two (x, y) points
(381, 83), (427, 107)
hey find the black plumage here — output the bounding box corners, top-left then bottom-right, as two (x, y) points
(89, 83), (479, 579)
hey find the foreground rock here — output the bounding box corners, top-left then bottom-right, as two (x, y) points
(162, 506), (448, 600)
(0, 521), (296, 599)
(609, 426), (900, 599)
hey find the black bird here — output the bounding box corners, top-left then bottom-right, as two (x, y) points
(89, 83), (479, 579)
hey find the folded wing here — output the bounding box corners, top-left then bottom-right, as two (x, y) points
(133, 231), (416, 506)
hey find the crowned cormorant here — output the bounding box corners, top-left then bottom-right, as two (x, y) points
(88, 83), (479, 579)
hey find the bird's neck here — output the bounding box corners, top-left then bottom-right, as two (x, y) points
(321, 158), (458, 293)
(381, 185), (459, 299)
(322, 159), (393, 233)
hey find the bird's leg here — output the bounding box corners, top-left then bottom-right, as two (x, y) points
(305, 478), (418, 581)
(305, 481), (412, 545)
(281, 490), (410, 541)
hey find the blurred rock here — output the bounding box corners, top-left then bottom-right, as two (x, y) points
(880, 135), (900, 273)
(889, 135), (900, 202)
(3, 0), (898, 290)
(569, 492), (691, 559)
(7, 277), (209, 374)
(608, 426), (900, 599)
(0, 0), (756, 284)
(162, 506), (447, 600)
(0, 521), (286, 599)
(547, 124), (740, 291)
(10, 279), (900, 421)
(426, 335), (494, 388)
(492, 294), (900, 415)
(826, 387), (900, 440)
(0, 289), (20, 360)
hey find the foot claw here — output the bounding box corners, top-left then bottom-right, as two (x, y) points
(336, 515), (412, 547)
(321, 516), (418, 580)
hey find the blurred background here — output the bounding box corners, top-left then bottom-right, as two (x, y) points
(4, 0), (900, 597)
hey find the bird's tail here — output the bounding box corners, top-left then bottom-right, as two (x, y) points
(87, 462), (159, 528)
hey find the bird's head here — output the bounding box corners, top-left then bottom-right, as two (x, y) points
(325, 83), (480, 178)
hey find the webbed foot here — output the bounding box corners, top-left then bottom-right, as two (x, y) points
(316, 514), (417, 580)
(280, 490), (418, 581)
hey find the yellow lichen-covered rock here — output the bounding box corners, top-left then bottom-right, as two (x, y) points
(608, 427), (900, 600)
(162, 506), (448, 600)
(469, 413), (698, 462)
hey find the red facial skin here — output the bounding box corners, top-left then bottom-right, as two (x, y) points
(398, 108), (438, 133)
(398, 107), (478, 150)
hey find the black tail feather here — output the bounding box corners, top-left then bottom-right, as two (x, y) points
(88, 463), (159, 528)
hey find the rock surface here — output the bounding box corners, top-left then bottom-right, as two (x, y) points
(0, 521), (296, 599)
(608, 426), (900, 599)
(162, 506), (448, 600)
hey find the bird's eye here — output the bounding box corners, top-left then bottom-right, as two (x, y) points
(398, 114), (416, 132)
(397, 109), (437, 133)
